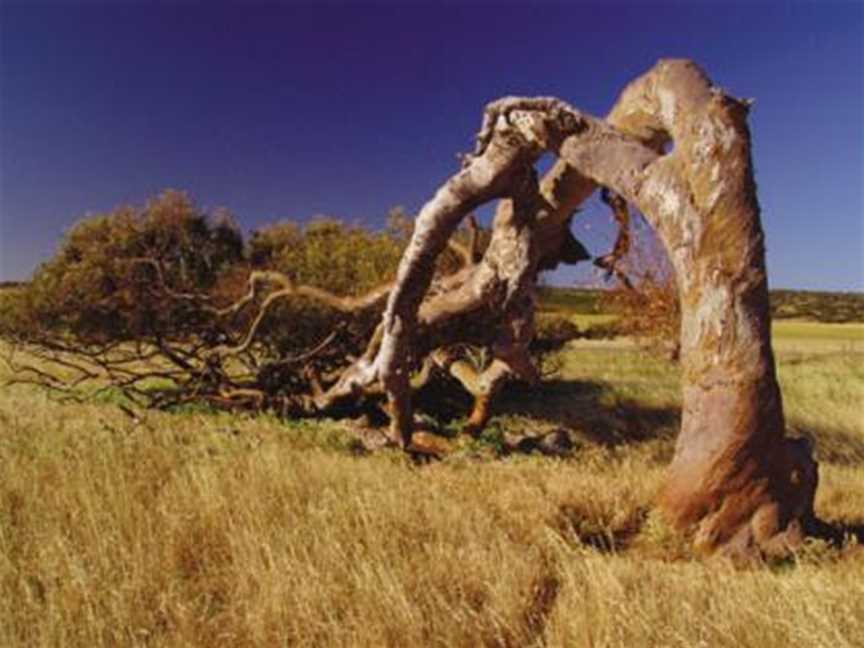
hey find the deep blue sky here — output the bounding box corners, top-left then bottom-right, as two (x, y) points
(1, 1), (862, 290)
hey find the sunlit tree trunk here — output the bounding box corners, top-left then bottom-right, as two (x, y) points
(372, 60), (817, 557)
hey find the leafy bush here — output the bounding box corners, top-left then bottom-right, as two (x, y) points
(250, 216), (407, 296)
(243, 215), (410, 362)
(6, 190), (244, 343)
(3, 193), (412, 346)
(0, 190), (586, 414)
(0, 192), (414, 411)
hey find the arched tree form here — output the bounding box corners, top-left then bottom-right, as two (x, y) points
(340, 59), (817, 558)
(2, 60), (818, 558)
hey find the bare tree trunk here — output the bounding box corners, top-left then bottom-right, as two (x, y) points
(371, 60), (817, 557)
(19, 56), (813, 557)
(559, 60), (818, 558)
(374, 100), (592, 445)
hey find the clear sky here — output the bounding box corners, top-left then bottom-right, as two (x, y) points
(1, 1), (862, 290)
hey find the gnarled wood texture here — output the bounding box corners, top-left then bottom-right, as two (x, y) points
(367, 59), (817, 558)
(7, 58), (818, 558)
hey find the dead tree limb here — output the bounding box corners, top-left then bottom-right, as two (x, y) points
(3, 58), (817, 558)
(361, 59), (817, 558)
(594, 189), (635, 290)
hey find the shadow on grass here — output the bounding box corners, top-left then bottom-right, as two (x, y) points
(807, 517), (864, 549)
(495, 378), (681, 448)
(790, 424), (864, 467)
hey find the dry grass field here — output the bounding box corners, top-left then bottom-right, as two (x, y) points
(1, 318), (863, 646)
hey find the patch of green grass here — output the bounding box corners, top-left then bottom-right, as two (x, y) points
(773, 320), (864, 355)
(537, 286), (603, 314)
(566, 312), (619, 330)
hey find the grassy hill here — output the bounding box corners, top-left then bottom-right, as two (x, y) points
(770, 289), (864, 322)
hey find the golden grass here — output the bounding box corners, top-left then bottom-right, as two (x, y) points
(772, 320), (864, 355)
(2, 324), (863, 647)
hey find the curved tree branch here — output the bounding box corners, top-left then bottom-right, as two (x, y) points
(350, 58), (815, 558)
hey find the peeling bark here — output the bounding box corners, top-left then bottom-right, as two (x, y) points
(21, 57), (813, 557)
(368, 59), (816, 557)
(553, 59), (817, 557)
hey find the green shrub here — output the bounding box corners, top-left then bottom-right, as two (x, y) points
(0, 192), (414, 409)
(7, 190), (243, 343)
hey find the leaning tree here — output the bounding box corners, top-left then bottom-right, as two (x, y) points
(3, 59), (818, 558)
(327, 58), (818, 558)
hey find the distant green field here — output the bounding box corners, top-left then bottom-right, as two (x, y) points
(773, 320), (864, 355)
(774, 320), (864, 340)
(537, 286), (604, 314)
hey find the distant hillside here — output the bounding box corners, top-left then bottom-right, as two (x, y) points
(538, 286), (864, 323)
(769, 289), (864, 323)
